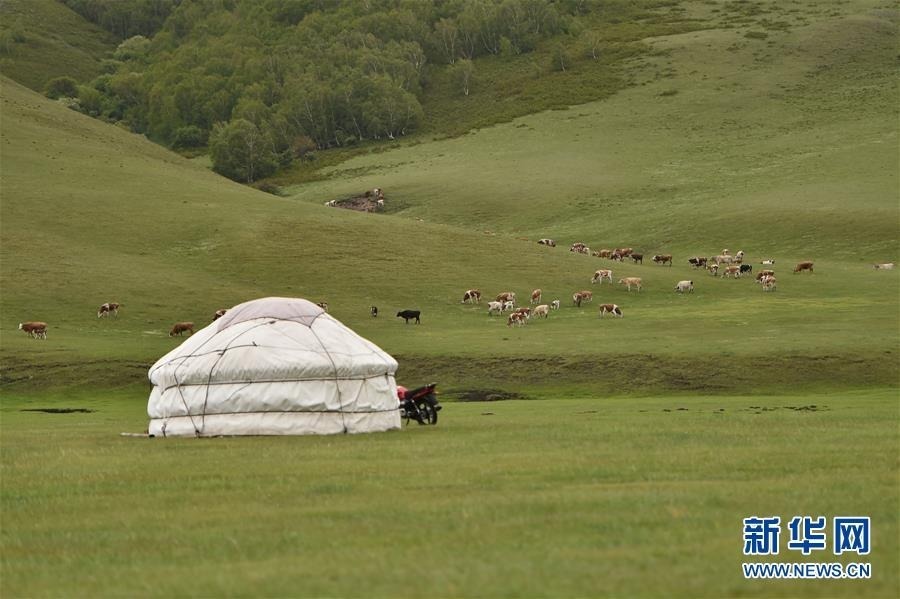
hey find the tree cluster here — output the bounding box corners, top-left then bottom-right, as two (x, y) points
(67, 0), (590, 182)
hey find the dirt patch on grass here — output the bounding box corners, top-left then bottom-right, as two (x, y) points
(451, 389), (527, 402)
(21, 408), (95, 414)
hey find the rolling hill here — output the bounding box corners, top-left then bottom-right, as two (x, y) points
(1, 0), (897, 398)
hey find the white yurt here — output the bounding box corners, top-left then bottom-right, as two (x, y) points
(147, 297), (400, 437)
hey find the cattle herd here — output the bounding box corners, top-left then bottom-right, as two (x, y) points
(13, 243), (896, 340)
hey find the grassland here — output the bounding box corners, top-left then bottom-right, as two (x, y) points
(0, 0), (116, 92)
(2, 389), (898, 597)
(1, 0), (898, 596)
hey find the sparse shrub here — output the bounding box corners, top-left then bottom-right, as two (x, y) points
(550, 43), (571, 72)
(114, 36), (151, 61)
(254, 182), (282, 195)
(172, 125), (207, 149)
(44, 77), (79, 100)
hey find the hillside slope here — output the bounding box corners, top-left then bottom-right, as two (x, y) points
(286, 2), (898, 261)
(0, 0), (116, 91)
(1, 0), (897, 399)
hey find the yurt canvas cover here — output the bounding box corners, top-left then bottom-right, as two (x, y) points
(147, 297), (400, 437)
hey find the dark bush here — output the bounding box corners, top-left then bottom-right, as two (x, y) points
(44, 77), (79, 100)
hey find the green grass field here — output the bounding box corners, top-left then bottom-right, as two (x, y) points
(2, 389), (897, 597)
(1, 0), (898, 596)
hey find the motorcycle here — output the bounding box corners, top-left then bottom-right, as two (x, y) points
(397, 382), (441, 425)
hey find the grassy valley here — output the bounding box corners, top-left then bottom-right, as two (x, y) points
(1, 1), (898, 596)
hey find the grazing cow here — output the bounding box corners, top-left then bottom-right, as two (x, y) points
(461, 289), (482, 304)
(507, 312), (526, 327)
(610, 251), (624, 262)
(618, 277), (642, 292)
(734, 250), (745, 263)
(316, 302), (329, 312)
(513, 307), (532, 320)
(707, 263), (719, 276)
(579, 246), (591, 255)
(371, 306), (378, 318)
(597, 303), (623, 318)
(616, 248), (634, 257)
(652, 254), (673, 266)
(577, 290), (593, 303)
(592, 269), (613, 284)
(550, 299), (561, 310)
(598, 249), (612, 259)
(793, 261), (814, 274)
(18, 321), (47, 339)
(495, 291), (516, 304)
(713, 254), (733, 265)
(488, 301), (503, 316)
(531, 289), (542, 304)
(572, 292), (585, 307)
(761, 259), (775, 265)
(396, 310), (421, 324)
(570, 242), (586, 253)
(533, 304), (550, 318)
(873, 263), (895, 270)
(756, 269), (775, 282)
(761, 275), (777, 291)
(630, 253), (643, 264)
(722, 265), (742, 278)
(688, 257), (708, 268)
(169, 322), (194, 337)
(212, 309), (227, 321)
(740, 264), (752, 274)
(502, 300), (516, 312)
(538, 238), (556, 247)
(591, 250), (602, 258)
(674, 280), (694, 293)
(97, 302), (120, 318)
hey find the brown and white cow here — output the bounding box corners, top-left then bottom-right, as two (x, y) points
(169, 322), (195, 337)
(688, 257), (708, 268)
(495, 291), (516, 305)
(616, 248), (634, 257)
(570, 242), (587, 253)
(577, 290), (593, 303)
(652, 254), (673, 266)
(530, 289), (542, 304)
(793, 261), (814, 274)
(592, 269), (613, 284)
(18, 321), (47, 339)
(618, 277), (642, 292)
(756, 269), (775, 282)
(597, 303), (623, 318)
(597, 249), (613, 259)
(538, 239), (556, 247)
(212, 309), (228, 321)
(761, 275), (777, 291)
(707, 263), (719, 276)
(462, 289), (482, 304)
(507, 312), (526, 327)
(722, 265), (742, 278)
(97, 302), (120, 318)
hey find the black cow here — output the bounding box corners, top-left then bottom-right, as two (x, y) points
(397, 310), (420, 324)
(740, 264), (752, 274)
(371, 306), (378, 318)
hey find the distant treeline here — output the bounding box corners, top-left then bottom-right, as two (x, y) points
(53, 0), (656, 182)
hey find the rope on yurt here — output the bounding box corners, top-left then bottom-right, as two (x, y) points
(198, 320), (271, 434)
(307, 319), (348, 434)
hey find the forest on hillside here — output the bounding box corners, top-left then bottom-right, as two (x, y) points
(37, 0), (687, 183)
